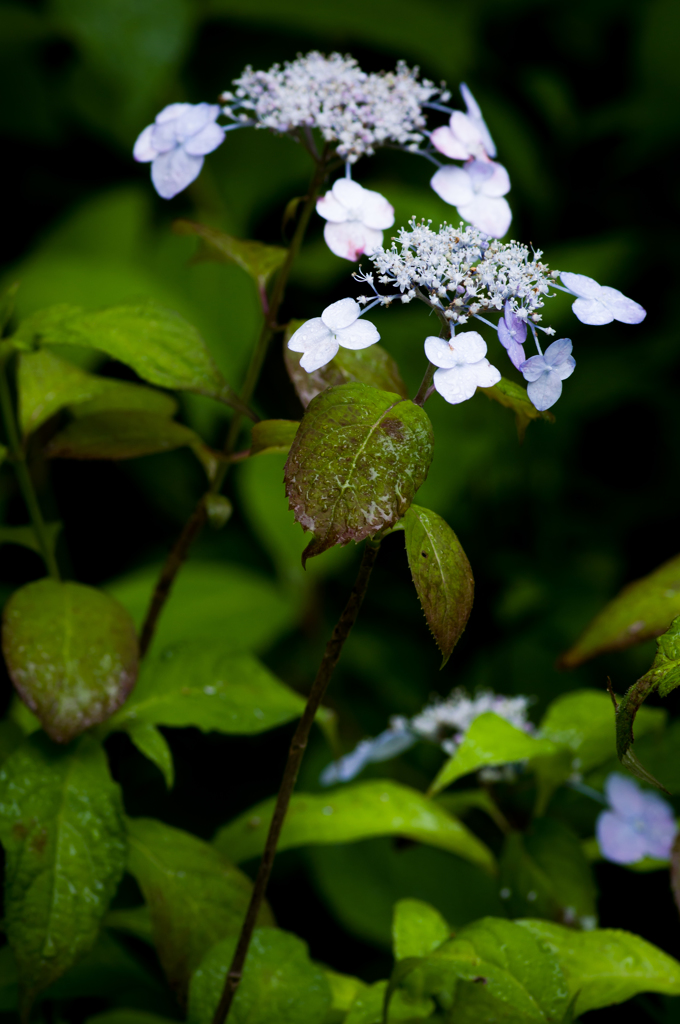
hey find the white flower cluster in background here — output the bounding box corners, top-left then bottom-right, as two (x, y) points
(222, 52), (440, 163)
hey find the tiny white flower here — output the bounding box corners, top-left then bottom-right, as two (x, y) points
(133, 102), (225, 199)
(430, 159), (511, 237)
(425, 331), (501, 404)
(316, 179), (394, 261)
(287, 297), (380, 372)
(560, 272), (646, 326)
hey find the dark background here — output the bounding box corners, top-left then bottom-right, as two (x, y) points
(1, 0), (679, 1020)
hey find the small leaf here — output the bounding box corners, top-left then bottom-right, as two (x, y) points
(2, 579), (138, 743)
(285, 382), (434, 564)
(126, 817), (274, 1002)
(104, 905), (154, 945)
(402, 504), (474, 667)
(478, 377), (554, 441)
(392, 899), (451, 960)
(0, 734), (126, 1012)
(560, 552), (680, 667)
(250, 418), (299, 456)
(174, 220), (287, 291)
(214, 780), (495, 872)
(517, 919), (680, 1016)
(430, 712), (557, 795)
(44, 410), (211, 464)
(0, 522), (61, 558)
(284, 328), (408, 409)
(187, 929), (330, 1024)
(125, 721), (174, 788)
(14, 303), (252, 418)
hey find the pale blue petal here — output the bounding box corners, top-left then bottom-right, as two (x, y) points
(151, 147), (204, 199)
(184, 121), (226, 156)
(527, 370), (563, 410)
(596, 810), (648, 864)
(519, 354), (548, 383)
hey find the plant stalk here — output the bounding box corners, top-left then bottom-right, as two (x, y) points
(413, 362), (436, 406)
(212, 539), (381, 1024)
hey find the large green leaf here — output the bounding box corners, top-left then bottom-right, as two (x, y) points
(126, 817), (274, 1001)
(0, 735), (126, 1011)
(187, 928), (330, 1024)
(401, 504), (474, 667)
(392, 899), (451, 961)
(560, 552), (680, 667)
(344, 980), (434, 1023)
(214, 780), (495, 871)
(285, 382), (434, 564)
(430, 713), (557, 795)
(14, 303), (251, 417)
(517, 919), (680, 1016)
(250, 418), (299, 456)
(324, 969), (368, 1023)
(2, 579), (138, 743)
(477, 377), (554, 441)
(174, 220), (287, 292)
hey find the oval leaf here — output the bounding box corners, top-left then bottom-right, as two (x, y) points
(0, 734), (126, 1012)
(126, 817), (274, 1002)
(250, 418), (299, 456)
(174, 220), (287, 289)
(403, 504), (474, 667)
(2, 580), (138, 743)
(392, 898), (451, 961)
(285, 382), (434, 564)
(478, 377), (554, 441)
(44, 410), (208, 462)
(214, 779), (495, 872)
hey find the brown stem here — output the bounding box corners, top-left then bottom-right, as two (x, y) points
(212, 540), (381, 1024)
(413, 362), (436, 406)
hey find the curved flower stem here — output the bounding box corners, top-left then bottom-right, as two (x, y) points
(138, 152), (330, 658)
(212, 539), (381, 1024)
(413, 362), (436, 406)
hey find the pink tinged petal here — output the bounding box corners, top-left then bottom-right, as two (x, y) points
(599, 286), (647, 325)
(527, 371), (564, 411)
(457, 195), (512, 238)
(323, 221), (382, 261)
(605, 774), (649, 817)
(299, 335), (340, 372)
(449, 111), (485, 154)
(184, 121), (225, 156)
(155, 102), (193, 124)
(358, 189), (394, 230)
(430, 125), (471, 160)
(287, 318), (329, 353)
(450, 330), (487, 364)
(175, 102), (221, 138)
(460, 82), (496, 157)
(133, 124), (158, 162)
(572, 297), (614, 325)
(430, 165), (475, 206)
(424, 335), (459, 368)
(316, 191), (350, 223)
(433, 364), (481, 404)
(322, 297), (360, 332)
(151, 148), (204, 199)
(560, 272), (602, 299)
(331, 177), (368, 209)
(336, 319), (381, 351)
(597, 810), (649, 864)
(472, 359), (501, 388)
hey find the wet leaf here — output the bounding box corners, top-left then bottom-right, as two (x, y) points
(250, 418), (299, 456)
(174, 220), (287, 291)
(402, 504), (474, 667)
(126, 817), (274, 1002)
(2, 579), (138, 743)
(285, 382), (434, 564)
(477, 377), (554, 441)
(187, 928), (330, 1024)
(0, 734), (126, 1012)
(324, 969), (367, 1020)
(560, 552), (680, 667)
(44, 410), (211, 465)
(392, 898), (451, 960)
(344, 979), (433, 1023)
(214, 779), (495, 872)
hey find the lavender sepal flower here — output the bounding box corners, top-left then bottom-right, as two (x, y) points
(560, 272), (646, 326)
(320, 719), (416, 786)
(497, 300), (527, 369)
(520, 338), (575, 411)
(133, 102), (226, 199)
(596, 773), (677, 865)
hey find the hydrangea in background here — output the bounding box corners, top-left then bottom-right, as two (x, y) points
(596, 774), (677, 865)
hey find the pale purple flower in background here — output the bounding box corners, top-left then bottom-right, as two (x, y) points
(133, 103), (226, 199)
(320, 717), (416, 786)
(520, 338), (575, 411)
(498, 301), (528, 369)
(596, 774), (677, 865)
(426, 331), (501, 404)
(430, 160), (511, 237)
(561, 272), (646, 326)
(287, 297), (380, 372)
(316, 179), (394, 261)
(430, 83), (496, 161)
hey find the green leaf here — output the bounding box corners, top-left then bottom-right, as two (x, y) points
(125, 721), (174, 789)
(392, 899), (451, 960)
(517, 919), (680, 1016)
(214, 780), (495, 872)
(14, 303), (252, 418)
(104, 904), (154, 945)
(106, 640), (306, 737)
(324, 969), (368, 1023)
(499, 818), (597, 927)
(284, 329), (408, 409)
(106, 561), (296, 658)
(478, 377), (554, 441)
(0, 522), (62, 558)
(250, 418), (299, 456)
(285, 382), (434, 564)
(402, 504), (474, 667)
(174, 220), (287, 292)
(559, 552), (680, 667)
(17, 347), (177, 436)
(2, 579), (138, 743)
(0, 734), (126, 1011)
(430, 713), (557, 796)
(126, 816), (274, 1001)
(187, 928), (331, 1024)
(344, 979), (434, 1023)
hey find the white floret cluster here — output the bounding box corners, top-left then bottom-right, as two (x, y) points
(368, 219), (558, 326)
(221, 52), (440, 162)
(411, 688), (534, 756)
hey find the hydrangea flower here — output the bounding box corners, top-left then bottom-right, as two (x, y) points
(430, 83), (496, 161)
(560, 272), (646, 326)
(519, 338), (575, 411)
(319, 717), (415, 786)
(596, 774), (677, 865)
(287, 297), (380, 371)
(316, 179), (394, 261)
(425, 332), (501, 404)
(497, 300), (527, 370)
(133, 103), (226, 199)
(430, 160), (511, 237)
